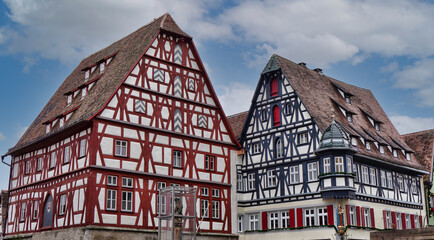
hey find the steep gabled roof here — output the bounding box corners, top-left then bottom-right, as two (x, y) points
(403, 129), (434, 180)
(6, 13), (191, 155)
(227, 111), (248, 141)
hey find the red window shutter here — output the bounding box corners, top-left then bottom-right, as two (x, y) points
(361, 207), (365, 227)
(391, 211), (397, 229)
(271, 78), (278, 97)
(346, 205), (351, 225)
(419, 215), (423, 228)
(273, 106), (281, 126)
(262, 212), (268, 230)
(356, 206), (361, 226)
(411, 214), (415, 229)
(289, 209), (295, 228)
(297, 208), (303, 227)
(383, 210), (387, 228)
(402, 213), (406, 229)
(370, 208), (375, 228)
(327, 205), (334, 225)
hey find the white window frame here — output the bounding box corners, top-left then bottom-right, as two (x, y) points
(64, 146), (70, 163)
(261, 110), (267, 122)
(396, 213), (402, 229)
(275, 139), (283, 158)
(200, 199), (209, 218)
(308, 162), (318, 181)
(304, 208), (315, 226)
(298, 132), (308, 145)
(115, 140), (128, 157)
(67, 94), (72, 105)
(122, 177), (133, 188)
(81, 87), (88, 99)
(212, 201), (220, 219)
(237, 174), (243, 191)
(37, 157), (42, 171)
(212, 189), (219, 198)
(252, 143), (261, 154)
(25, 161), (30, 174)
(121, 191), (133, 212)
(32, 201), (38, 220)
(393, 149), (398, 158)
(247, 173), (255, 190)
(281, 211), (289, 228)
(107, 175), (118, 186)
(398, 175), (404, 191)
(385, 211), (392, 228)
(347, 157), (352, 173)
(362, 166), (369, 184)
(20, 202), (26, 221)
(59, 117), (65, 128)
(412, 179), (418, 194)
(79, 139), (86, 158)
(364, 208), (371, 227)
(335, 156), (344, 173)
(370, 168), (377, 186)
(50, 151), (56, 168)
(405, 214), (411, 229)
(366, 141), (371, 151)
(285, 103), (292, 115)
(317, 207), (328, 226)
(173, 150), (182, 168)
(238, 215), (243, 232)
(349, 206), (356, 225)
(290, 166), (299, 184)
(269, 212), (279, 229)
(267, 170), (277, 187)
(379, 145), (385, 154)
(380, 170), (387, 187)
(323, 157), (330, 174)
(59, 194), (67, 215)
(249, 214), (259, 231)
(106, 189), (117, 211)
(387, 172), (393, 188)
(406, 153), (411, 161)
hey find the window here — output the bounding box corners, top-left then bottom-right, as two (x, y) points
(380, 170), (387, 187)
(379, 145), (385, 154)
(398, 175), (404, 191)
(157, 182), (166, 190)
(173, 150), (182, 168)
(81, 87), (88, 99)
(366, 141), (371, 151)
(364, 208), (371, 227)
(59, 117), (65, 128)
(396, 213), (402, 229)
(212, 201), (220, 219)
(335, 157), (344, 173)
(385, 211), (392, 228)
(382, 173), (390, 189)
(46, 124), (51, 133)
(238, 216), (243, 232)
(298, 132), (308, 145)
(249, 214), (259, 230)
(304, 208), (315, 226)
(353, 164), (358, 181)
(323, 158), (330, 174)
(107, 189), (117, 210)
(393, 149), (398, 158)
(267, 170), (277, 187)
(285, 103), (292, 115)
(59, 194), (67, 215)
(205, 155), (215, 171)
(237, 174), (243, 191)
(405, 214), (411, 229)
(107, 175), (118, 186)
(158, 193), (166, 214)
(25, 161), (30, 174)
(351, 137), (357, 146)
(415, 215), (420, 228)
(412, 179), (418, 194)
(115, 140), (128, 157)
(79, 139), (87, 158)
(318, 207), (328, 226)
(362, 166), (369, 184)
(85, 70), (90, 81)
(281, 211), (290, 228)
(374, 122), (380, 131)
(20, 203), (26, 221)
(275, 138), (283, 158)
(349, 206), (356, 225)
(247, 173), (255, 190)
(406, 153), (411, 161)
(121, 191), (133, 212)
(37, 157), (42, 172)
(269, 212), (279, 229)
(307, 162), (318, 181)
(100, 62), (105, 73)
(273, 106), (281, 126)
(261, 110), (267, 122)
(67, 94), (72, 105)
(122, 177), (133, 188)
(347, 114), (353, 123)
(33, 201), (38, 220)
(50, 152), (56, 168)
(212, 189), (219, 198)
(201, 199), (209, 218)
(345, 94), (351, 104)
(252, 143), (261, 154)
(347, 157), (352, 173)
(63, 146), (70, 163)
(290, 166), (299, 184)
(270, 78), (278, 97)
(201, 187), (209, 196)
(370, 168), (377, 186)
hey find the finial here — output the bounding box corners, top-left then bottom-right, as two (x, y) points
(331, 108), (335, 121)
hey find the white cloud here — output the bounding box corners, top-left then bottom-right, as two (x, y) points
(381, 61), (399, 73)
(390, 114), (434, 134)
(0, 132), (6, 141)
(216, 82), (255, 116)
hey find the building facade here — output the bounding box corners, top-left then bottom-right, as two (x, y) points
(2, 14), (239, 239)
(232, 55), (428, 240)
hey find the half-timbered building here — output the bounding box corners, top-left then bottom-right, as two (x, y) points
(403, 129), (434, 226)
(231, 55), (428, 240)
(2, 13), (240, 240)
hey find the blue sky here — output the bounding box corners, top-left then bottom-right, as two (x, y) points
(1, 0), (434, 190)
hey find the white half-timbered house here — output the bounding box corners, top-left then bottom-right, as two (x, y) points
(2, 14), (240, 240)
(230, 55), (428, 240)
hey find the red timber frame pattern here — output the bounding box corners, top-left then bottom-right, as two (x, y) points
(90, 31), (237, 233)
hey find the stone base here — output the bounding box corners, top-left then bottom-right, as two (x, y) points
(370, 227), (434, 240)
(4, 226), (238, 240)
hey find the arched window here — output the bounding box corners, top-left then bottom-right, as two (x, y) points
(276, 139), (283, 158)
(270, 78), (278, 97)
(273, 105), (281, 126)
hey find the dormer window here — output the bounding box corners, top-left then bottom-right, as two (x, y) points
(379, 145), (385, 155)
(393, 149), (398, 158)
(346, 113), (353, 123)
(374, 122), (380, 131)
(351, 137), (358, 147)
(100, 62), (105, 73)
(46, 124), (51, 133)
(67, 94), (72, 106)
(85, 70), (90, 81)
(59, 117), (65, 128)
(270, 78), (278, 97)
(345, 94), (351, 104)
(81, 87), (88, 99)
(366, 141), (371, 151)
(406, 152), (411, 161)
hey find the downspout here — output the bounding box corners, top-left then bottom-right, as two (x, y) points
(1, 154), (12, 238)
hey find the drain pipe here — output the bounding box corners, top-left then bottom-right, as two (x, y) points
(1, 154), (12, 238)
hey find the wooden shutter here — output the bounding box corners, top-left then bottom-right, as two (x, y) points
(262, 212), (268, 230)
(346, 205), (351, 225)
(419, 215), (423, 228)
(392, 211), (397, 229)
(356, 206), (361, 226)
(361, 207), (365, 227)
(289, 209), (295, 228)
(370, 208), (375, 228)
(297, 208), (303, 227)
(383, 210), (387, 228)
(402, 213), (406, 229)
(273, 106), (281, 126)
(327, 205), (334, 225)
(411, 214), (415, 229)
(271, 78), (278, 97)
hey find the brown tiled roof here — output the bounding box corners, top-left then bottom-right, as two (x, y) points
(403, 129), (434, 178)
(6, 13), (191, 155)
(227, 111), (248, 140)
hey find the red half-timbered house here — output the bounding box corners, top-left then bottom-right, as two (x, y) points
(2, 13), (240, 239)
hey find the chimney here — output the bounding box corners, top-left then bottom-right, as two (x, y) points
(313, 68), (323, 75)
(298, 62), (307, 67)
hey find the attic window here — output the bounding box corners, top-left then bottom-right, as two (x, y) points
(346, 113), (353, 123)
(46, 124), (51, 133)
(392, 149), (398, 158)
(59, 117), (65, 128)
(406, 152), (411, 161)
(81, 87), (88, 99)
(345, 94), (351, 104)
(67, 94), (72, 106)
(374, 122), (380, 131)
(366, 141), (371, 151)
(379, 145), (385, 155)
(100, 62), (105, 73)
(351, 137), (358, 147)
(85, 70), (90, 81)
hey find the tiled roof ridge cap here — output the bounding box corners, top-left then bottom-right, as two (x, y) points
(402, 129), (434, 136)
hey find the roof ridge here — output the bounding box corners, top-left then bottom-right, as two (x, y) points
(228, 111), (249, 118)
(402, 129), (434, 136)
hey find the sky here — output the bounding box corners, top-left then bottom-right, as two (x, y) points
(1, 0), (434, 190)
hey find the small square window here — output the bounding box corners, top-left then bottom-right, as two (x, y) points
(205, 155), (215, 171)
(173, 150), (182, 168)
(261, 110), (267, 122)
(346, 114), (353, 123)
(122, 177), (133, 188)
(285, 103), (292, 115)
(298, 132), (308, 145)
(107, 175), (118, 186)
(212, 189), (219, 198)
(157, 182), (166, 190)
(115, 140), (128, 157)
(252, 143), (261, 154)
(201, 187), (209, 196)
(345, 95), (351, 104)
